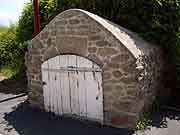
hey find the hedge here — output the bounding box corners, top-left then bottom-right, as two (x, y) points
(1, 0), (179, 88)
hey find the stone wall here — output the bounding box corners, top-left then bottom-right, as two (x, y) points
(25, 9), (166, 129)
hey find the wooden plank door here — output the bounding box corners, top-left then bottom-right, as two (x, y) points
(41, 55), (103, 123)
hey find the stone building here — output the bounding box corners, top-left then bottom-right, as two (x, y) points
(25, 9), (166, 129)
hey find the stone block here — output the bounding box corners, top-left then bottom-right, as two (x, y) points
(125, 85), (137, 96)
(69, 19), (80, 25)
(96, 40), (111, 47)
(103, 72), (112, 80)
(59, 10), (79, 19)
(44, 46), (59, 61)
(88, 54), (103, 67)
(55, 19), (67, 26)
(89, 35), (102, 41)
(106, 62), (120, 69)
(56, 36), (88, 55)
(88, 25), (101, 33)
(110, 113), (138, 129)
(28, 49), (40, 55)
(112, 101), (132, 113)
(97, 47), (118, 57)
(31, 39), (44, 49)
(120, 76), (137, 84)
(56, 27), (66, 35)
(40, 31), (49, 39)
(112, 70), (123, 78)
(111, 54), (130, 63)
(103, 84), (114, 92)
(27, 64), (40, 73)
(32, 55), (42, 65)
(88, 47), (97, 53)
(31, 82), (43, 93)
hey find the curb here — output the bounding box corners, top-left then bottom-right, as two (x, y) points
(0, 93), (27, 103)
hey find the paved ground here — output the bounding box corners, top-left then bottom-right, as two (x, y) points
(0, 96), (134, 135)
(136, 111), (180, 135)
(0, 94), (179, 135)
(0, 93), (14, 101)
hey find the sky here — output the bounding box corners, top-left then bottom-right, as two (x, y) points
(0, 0), (30, 26)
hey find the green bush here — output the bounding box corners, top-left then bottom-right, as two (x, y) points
(16, 2), (33, 42)
(2, 1), (180, 81)
(0, 25), (17, 65)
(16, 0), (180, 85)
(0, 26), (8, 35)
(136, 113), (152, 130)
(0, 25), (28, 76)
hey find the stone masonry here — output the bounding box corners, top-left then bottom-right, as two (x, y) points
(25, 9), (167, 129)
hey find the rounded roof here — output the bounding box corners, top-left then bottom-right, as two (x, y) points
(57, 9), (157, 59)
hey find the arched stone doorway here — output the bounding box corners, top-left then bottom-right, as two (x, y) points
(41, 55), (103, 123)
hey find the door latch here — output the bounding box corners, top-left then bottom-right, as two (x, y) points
(43, 81), (46, 85)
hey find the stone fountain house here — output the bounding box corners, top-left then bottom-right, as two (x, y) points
(25, 9), (167, 129)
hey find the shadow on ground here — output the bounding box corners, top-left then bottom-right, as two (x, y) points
(0, 73), (27, 95)
(150, 108), (180, 129)
(3, 102), (134, 135)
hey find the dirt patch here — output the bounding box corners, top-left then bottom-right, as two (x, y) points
(0, 73), (27, 95)
(0, 75), (7, 81)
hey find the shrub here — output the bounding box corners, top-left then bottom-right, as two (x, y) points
(0, 25), (28, 74)
(16, 0), (180, 86)
(0, 0), (177, 108)
(0, 26), (8, 35)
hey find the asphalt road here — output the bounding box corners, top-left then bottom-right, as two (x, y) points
(0, 93), (16, 101)
(0, 94), (179, 135)
(0, 96), (134, 135)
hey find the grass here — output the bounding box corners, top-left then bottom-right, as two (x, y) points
(0, 65), (20, 78)
(136, 99), (161, 130)
(0, 26), (8, 36)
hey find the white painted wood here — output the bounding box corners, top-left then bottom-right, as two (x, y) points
(48, 58), (57, 114)
(42, 61), (50, 112)
(56, 56), (63, 115)
(50, 56), (61, 115)
(77, 71), (87, 117)
(95, 71), (104, 122)
(59, 55), (71, 114)
(68, 55), (80, 116)
(77, 57), (88, 118)
(41, 55), (103, 123)
(47, 61), (51, 112)
(86, 71), (98, 120)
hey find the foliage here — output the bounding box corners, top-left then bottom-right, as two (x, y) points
(136, 113), (152, 130)
(16, 2), (33, 42)
(0, 26), (8, 35)
(0, 25), (28, 77)
(17, 0), (180, 85)
(0, 65), (20, 78)
(136, 98), (161, 130)
(0, 25), (17, 65)
(77, 0), (180, 85)
(16, 0), (59, 42)
(16, 0), (92, 42)
(2, 0), (178, 87)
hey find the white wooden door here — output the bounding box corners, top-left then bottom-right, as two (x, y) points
(41, 55), (103, 123)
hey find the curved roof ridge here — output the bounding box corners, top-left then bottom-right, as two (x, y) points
(66, 9), (144, 58)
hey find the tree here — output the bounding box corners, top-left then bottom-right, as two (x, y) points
(16, 0), (180, 86)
